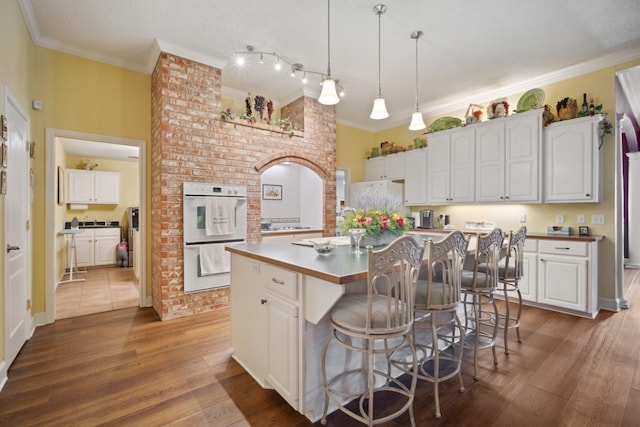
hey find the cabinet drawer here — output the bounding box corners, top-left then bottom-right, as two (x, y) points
(538, 240), (588, 257)
(263, 264), (297, 301)
(94, 227), (121, 238)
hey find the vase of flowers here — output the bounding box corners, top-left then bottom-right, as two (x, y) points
(340, 190), (410, 247)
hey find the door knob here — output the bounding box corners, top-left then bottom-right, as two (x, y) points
(6, 244), (20, 253)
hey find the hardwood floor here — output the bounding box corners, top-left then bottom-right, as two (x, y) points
(55, 266), (139, 319)
(2, 268), (640, 426)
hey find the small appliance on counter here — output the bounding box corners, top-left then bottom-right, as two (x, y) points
(547, 226), (572, 235)
(419, 210), (435, 229)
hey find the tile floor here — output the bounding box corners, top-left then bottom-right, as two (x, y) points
(55, 266), (139, 319)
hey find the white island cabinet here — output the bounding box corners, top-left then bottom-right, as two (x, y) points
(544, 114), (603, 203)
(66, 227), (120, 268)
(230, 255), (299, 410)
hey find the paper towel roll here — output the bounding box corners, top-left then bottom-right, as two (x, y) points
(412, 212), (420, 228)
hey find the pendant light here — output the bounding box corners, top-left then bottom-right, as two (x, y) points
(318, 0), (340, 105)
(370, 4), (389, 120)
(408, 30), (426, 130)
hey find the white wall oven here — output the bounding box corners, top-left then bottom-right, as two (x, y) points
(183, 182), (247, 293)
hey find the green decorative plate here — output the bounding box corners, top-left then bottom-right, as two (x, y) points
(428, 116), (462, 132)
(517, 88), (545, 112)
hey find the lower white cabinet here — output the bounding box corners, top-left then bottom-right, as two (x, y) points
(231, 255), (300, 410)
(518, 238), (599, 318)
(67, 227), (120, 268)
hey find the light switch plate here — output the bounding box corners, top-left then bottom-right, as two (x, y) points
(592, 214), (605, 225)
(577, 214), (585, 224)
(556, 214), (564, 224)
(519, 213), (526, 223)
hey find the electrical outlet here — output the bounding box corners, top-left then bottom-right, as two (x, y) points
(577, 214), (585, 224)
(519, 213), (526, 223)
(556, 214), (564, 224)
(592, 214), (605, 225)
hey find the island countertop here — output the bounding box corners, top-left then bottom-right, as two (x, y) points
(226, 242), (370, 284)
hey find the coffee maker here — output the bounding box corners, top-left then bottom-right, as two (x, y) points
(419, 209), (435, 229)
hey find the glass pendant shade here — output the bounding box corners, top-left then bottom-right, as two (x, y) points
(318, 78), (340, 105)
(409, 111), (426, 130)
(370, 97), (389, 120)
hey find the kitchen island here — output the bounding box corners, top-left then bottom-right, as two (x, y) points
(226, 230), (603, 421)
(226, 236), (442, 421)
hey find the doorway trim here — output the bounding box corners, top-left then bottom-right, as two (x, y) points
(43, 128), (147, 325)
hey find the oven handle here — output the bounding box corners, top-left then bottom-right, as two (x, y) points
(184, 195), (247, 200)
(185, 239), (245, 246)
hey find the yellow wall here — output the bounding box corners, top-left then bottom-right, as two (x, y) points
(368, 58), (640, 302)
(29, 49), (151, 312)
(336, 123), (375, 182)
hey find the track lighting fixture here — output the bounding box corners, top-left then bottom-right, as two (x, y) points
(234, 39), (344, 105)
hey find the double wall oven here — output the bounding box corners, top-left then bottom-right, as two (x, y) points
(183, 182), (247, 293)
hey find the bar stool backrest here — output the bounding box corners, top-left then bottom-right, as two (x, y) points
(366, 235), (426, 335)
(421, 230), (470, 311)
(468, 228), (504, 291)
(503, 226), (527, 283)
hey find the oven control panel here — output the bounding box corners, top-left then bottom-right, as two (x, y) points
(183, 182), (247, 197)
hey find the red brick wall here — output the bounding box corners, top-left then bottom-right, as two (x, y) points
(151, 52), (336, 320)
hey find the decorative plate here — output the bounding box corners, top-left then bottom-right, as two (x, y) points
(428, 116), (462, 133)
(517, 88), (545, 112)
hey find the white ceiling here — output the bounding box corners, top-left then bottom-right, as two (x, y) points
(19, 0), (640, 132)
(59, 137), (139, 163)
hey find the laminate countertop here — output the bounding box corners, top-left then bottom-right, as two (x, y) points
(226, 230), (603, 285)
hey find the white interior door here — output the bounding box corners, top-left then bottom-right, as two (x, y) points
(4, 87), (31, 366)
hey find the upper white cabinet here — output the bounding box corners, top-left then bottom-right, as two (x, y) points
(544, 114), (603, 203)
(404, 148), (428, 205)
(475, 109), (542, 203)
(365, 152), (405, 181)
(427, 127), (475, 204)
(67, 169), (120, 204)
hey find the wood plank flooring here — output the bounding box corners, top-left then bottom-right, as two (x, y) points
(1, 268), (640, 426)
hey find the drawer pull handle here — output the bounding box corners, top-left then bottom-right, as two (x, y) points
(272, 278), (285, 285)
(261, 299), (267, 304)
(555, 247), (570, 250)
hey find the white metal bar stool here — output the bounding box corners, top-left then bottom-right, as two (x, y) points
(498, 226), (527, 354)
(461, 228), (504, 380)
(320, 235), (426, 427)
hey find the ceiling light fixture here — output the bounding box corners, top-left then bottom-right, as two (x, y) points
(370, 4), (389, 120)
(234, 43), (344, 101)
(408, 30), (426, 131)
(318, 0), (340, 105)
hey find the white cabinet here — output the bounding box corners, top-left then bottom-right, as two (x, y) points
(544, 115), (603, 203)
(69, 232), (94, 268)
(365, 152), (405, 181)
(518, 238), (599, 318)
(231, 255), (300, 409)
(427, 127), (475, 204)
(66, 227), (120, 268)
(67, 169), (120, 204)
(475, 109), (542, 203)
(404, 148), (428, 205)
(94, 228), (120, 266)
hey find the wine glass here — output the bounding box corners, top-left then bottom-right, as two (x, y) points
(349, 228), (367, 255)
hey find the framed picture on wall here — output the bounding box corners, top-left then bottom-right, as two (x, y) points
(262, 184), (282, 200)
